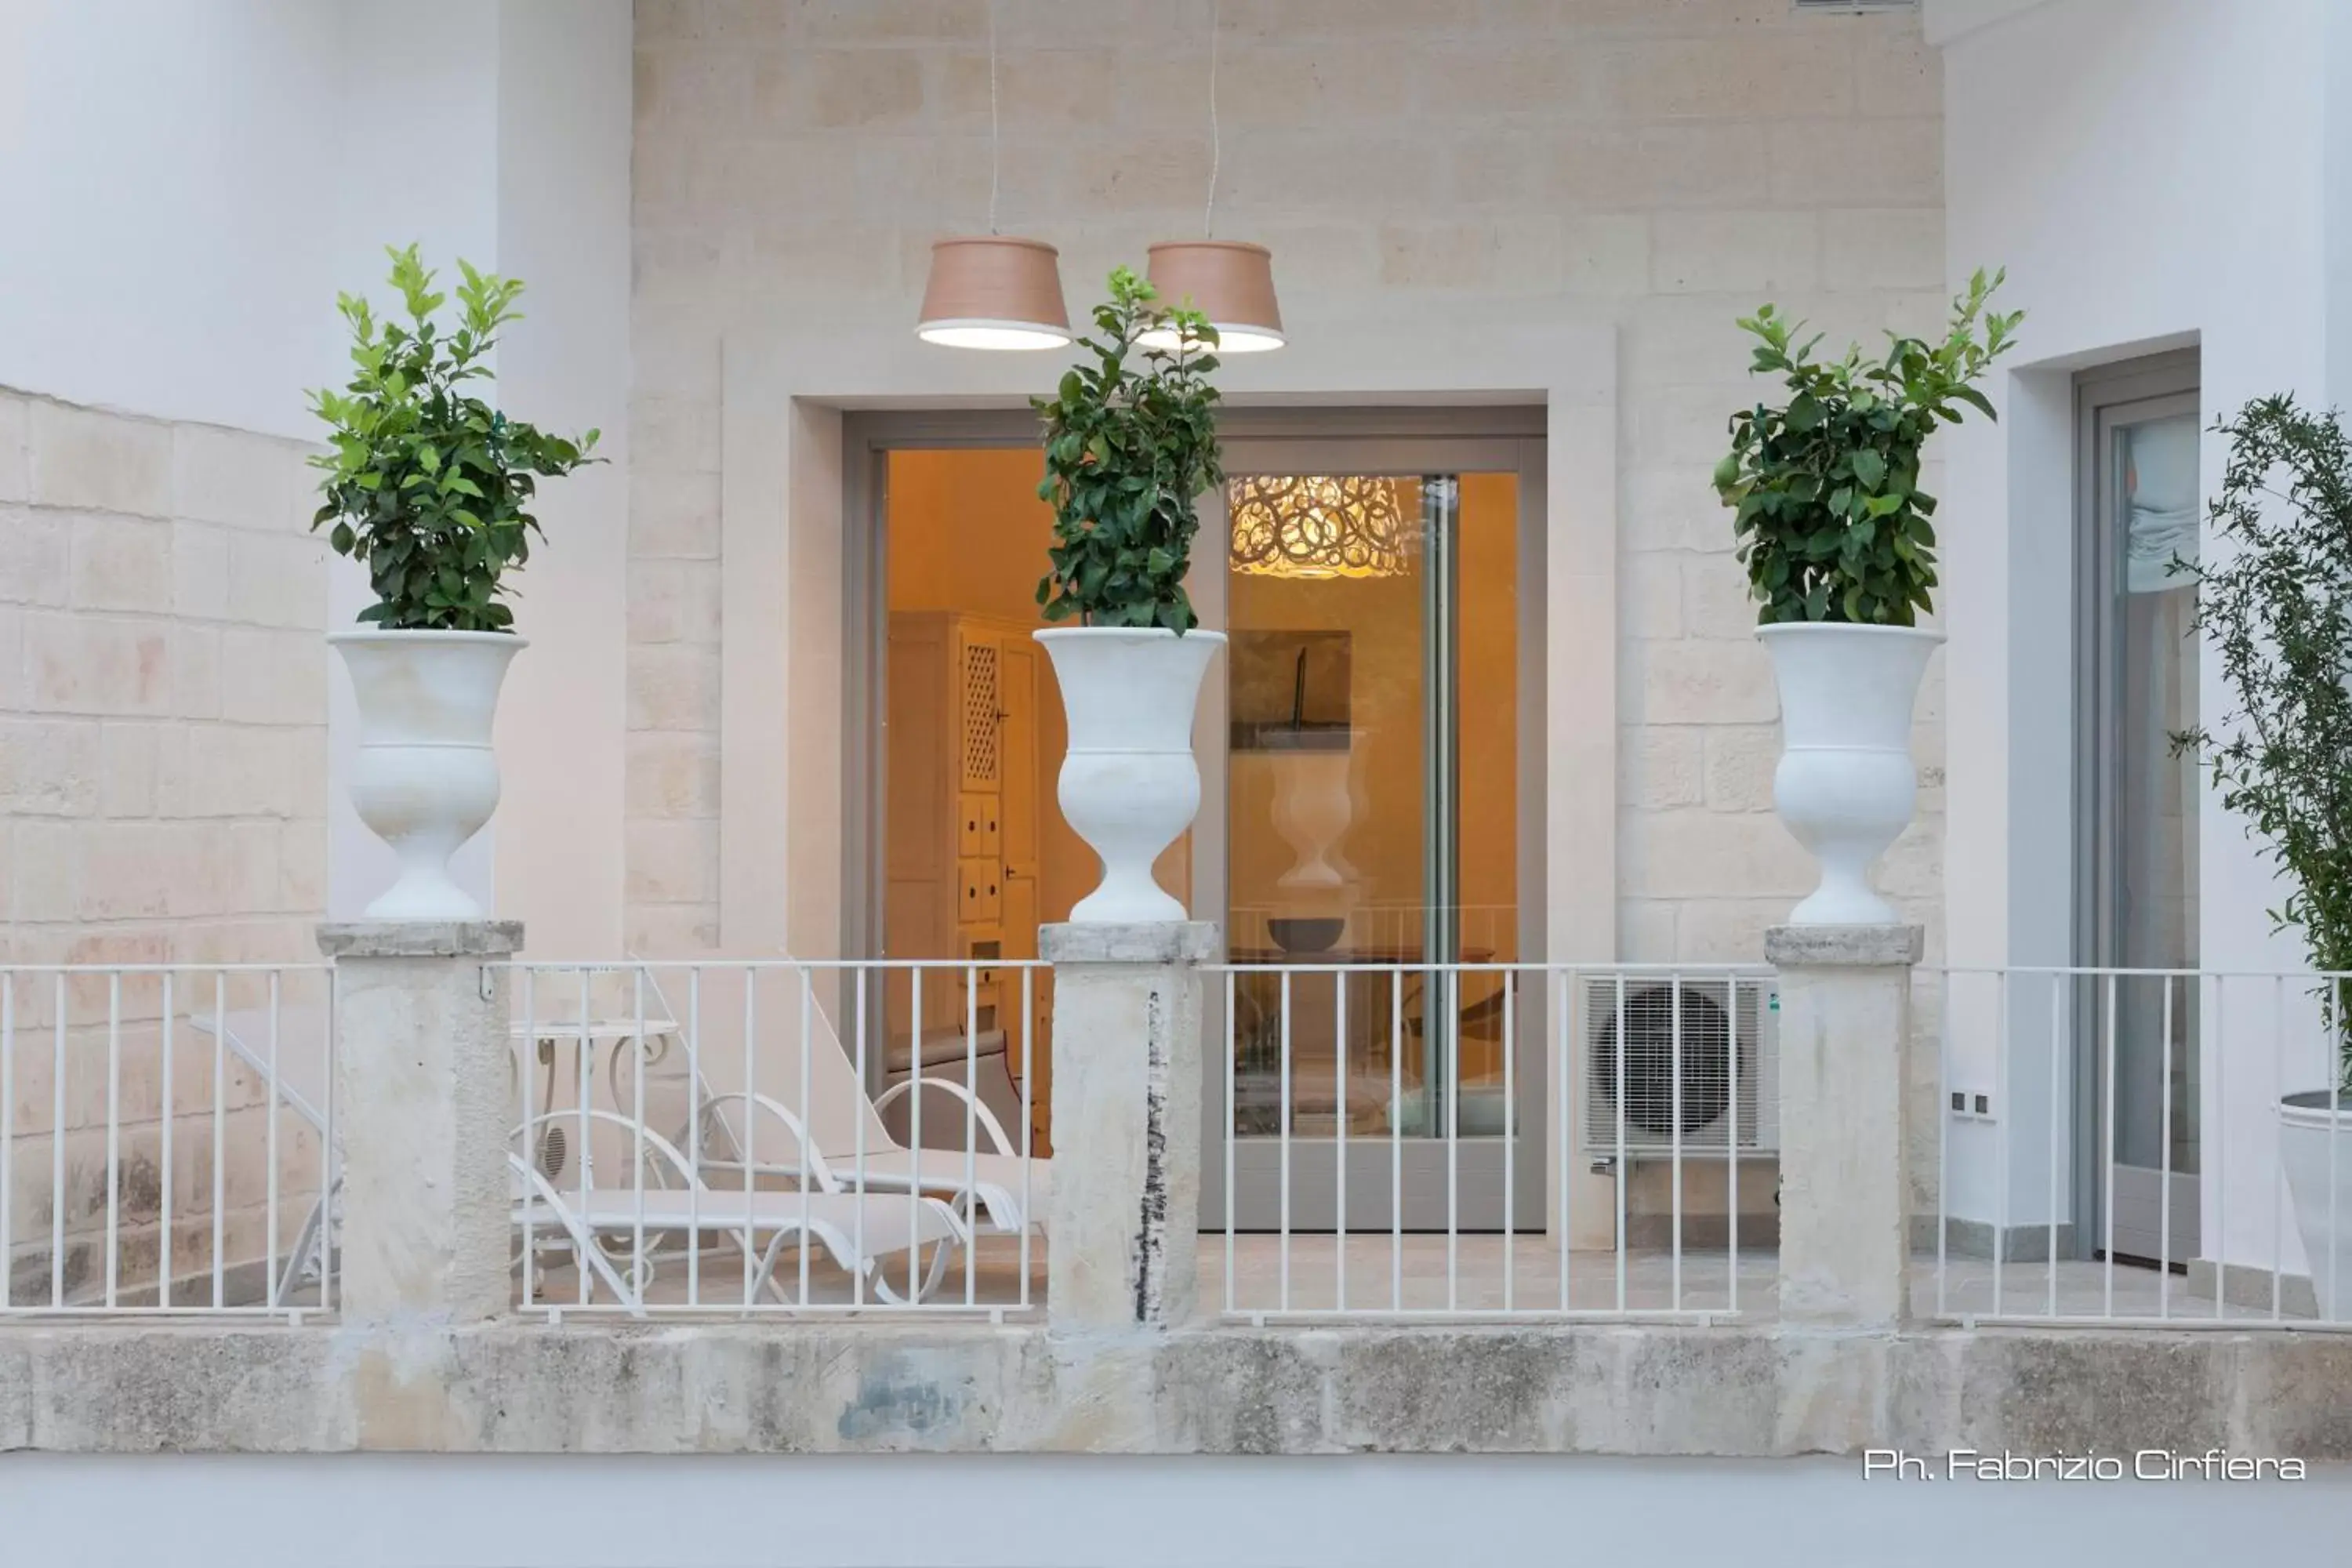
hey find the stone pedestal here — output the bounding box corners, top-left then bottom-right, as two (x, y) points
(1767, 923), (1922, 1328)
(318, 920), (521, 1323)
(1043, 920), (1216, 1334)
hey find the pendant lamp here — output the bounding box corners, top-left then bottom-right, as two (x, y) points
(1138, 0), (1283, 354)
(914, 2), (1069, 350)
(917, 237), (1071, 350)
(1142, 241), (1283, 354)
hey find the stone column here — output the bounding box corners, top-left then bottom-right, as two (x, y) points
(1768, 922), (1923, 1328)
(318, 920), (521, 1323)
(1043, 921), (1217, 1334)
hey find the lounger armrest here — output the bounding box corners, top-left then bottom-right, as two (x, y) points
(693, 1092), (840, 1192)
(871, 1076), (1018, 1158)
(513, 1109), (701, 1192)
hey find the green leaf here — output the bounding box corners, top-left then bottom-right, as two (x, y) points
(1850, 448), (1886, 492)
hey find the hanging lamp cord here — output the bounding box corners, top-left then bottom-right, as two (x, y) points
(987, 0), (1001, 234)
(1203, 0), (1221, 238)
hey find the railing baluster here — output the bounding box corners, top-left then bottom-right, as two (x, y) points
(2117, 968), (2136, 1326)
(1669, 969), (1682, 1314)
(2, 975), (13, 1311)
(2048, 971), (2062, 1319)
(2272, 975), (2285, 1322)
(1557, 969), (1571, 1316)
(801, 965), (816, 1310)
(1993, 967), (2008, 1318)
(263, 971), (280, 1316)
(1020, 962), (1035, 1313)
(742, 971), (757, 1311)
(1936, 969), (1951, 1320)
(908, 966), (923, 1305)
(1334, 968), (1347, 1315)
(521, 968), (538, 1311)
(2330, 975), (2342, 1324)
(852, 971), (868, 1309)
(2212, 975), (2225, 1322)
(1613, 974), (1627, 1314)
(1278, 967), (1291, 1316)
(1446, 967), (1460, 1315)
(104, 972), (121, 1310)
(209, 974), (223, 1310)
(1390, 967), (1403, 1313)
(321, 964), (337, 1315)
(685, 967), (701, 1310)
(2159, 973), (2174, 1319)
(1224, 968), (1236, 1317)
(578, 969), (593, 1311)
(55, 975), (68, 1311)
(632, 967), (648, 1312)
(1726, 970), (1738, 1318)
(1501, 969), (1515, 1314)
(964, 962), (978, 1310)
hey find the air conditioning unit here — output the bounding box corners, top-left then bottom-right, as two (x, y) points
(1582, 977), (1778, 1158)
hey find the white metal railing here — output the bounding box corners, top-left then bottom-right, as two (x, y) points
(0, 964), (336, 1319)
(506, 959), (1042, 1319)
(1213, 961), (1777, 1321)
(1926, 965), (2352, 1329)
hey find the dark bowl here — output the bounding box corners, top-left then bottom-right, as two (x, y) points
(1266, 916), (1345, 955)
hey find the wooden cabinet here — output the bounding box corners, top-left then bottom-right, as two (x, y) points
(885, 612), (1042, 1052)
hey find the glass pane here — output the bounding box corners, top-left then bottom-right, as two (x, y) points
(1224, 471), (1519, 1141)
(2110, 412), (2200, 1175)
(1454, 473), (1519, 1132)
(1228, 475), (1428, 1138)
(883, 448), (1076, 1156)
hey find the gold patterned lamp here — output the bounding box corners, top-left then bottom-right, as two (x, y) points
(1229, 475), (1416, 579)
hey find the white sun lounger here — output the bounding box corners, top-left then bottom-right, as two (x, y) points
(632, 963), (1054, 1237)
(510, 1111), (966, 1314)
(186, 1006), (333, 1308)
(191, 1003), (967, 1314)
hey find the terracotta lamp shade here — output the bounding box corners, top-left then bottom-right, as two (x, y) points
(1138, 240), (1284, 354)
(916, 236), (1073, 350)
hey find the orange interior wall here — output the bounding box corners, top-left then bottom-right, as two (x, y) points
(884, 447), (1191, 939)
(1225, 474), (1517, 964)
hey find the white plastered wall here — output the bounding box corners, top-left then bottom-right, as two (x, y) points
(1933, 0), (2336, 1270)
(0, 0), (633, 956)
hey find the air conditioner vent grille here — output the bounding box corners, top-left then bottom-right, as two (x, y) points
(1583, 977), (1778, 1156)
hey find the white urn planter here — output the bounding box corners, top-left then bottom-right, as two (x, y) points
(1036, 626), (1225, 923)
(329, 629), (524, 920)
(2280, 1091), (2352, 1317)
(1262, 731), (1356, 893)
(1756, 621), (1941, 925)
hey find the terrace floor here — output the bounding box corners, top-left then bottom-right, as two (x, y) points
(509, 1232), (2301, 1324)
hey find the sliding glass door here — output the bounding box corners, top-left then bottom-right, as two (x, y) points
(1207, 439), (1541, 1232)
(2076, 358), (2201, 1265)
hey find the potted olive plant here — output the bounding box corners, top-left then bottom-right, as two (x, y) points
(311, 245), (598, 920)
(1033, 267), (1225, 922)
(1714, 267), (2021, 924)
(2180, 395), (2352, 1313)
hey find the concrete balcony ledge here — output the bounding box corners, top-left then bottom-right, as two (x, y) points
(5, 1320), (2350, 1461)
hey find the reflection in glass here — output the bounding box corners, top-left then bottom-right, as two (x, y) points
(1225, 473), (1517, 1141)
(2110, 413), (2199, 1176)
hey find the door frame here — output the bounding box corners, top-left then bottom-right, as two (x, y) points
(841, 409), (1551, 1227)
(2071, 350), (2201, 1265)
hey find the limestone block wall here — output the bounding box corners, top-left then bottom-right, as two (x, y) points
(0, 388), (329, 1304)
(626, 0), (1948, 965)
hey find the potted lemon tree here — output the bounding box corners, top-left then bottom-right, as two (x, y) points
(2182, 395), (2352, 1314)
(311, 245), (598, 920)
(1715, 267), (2021, 924)
(1033, 267), (1225, 923)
